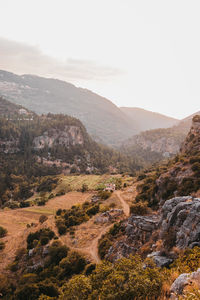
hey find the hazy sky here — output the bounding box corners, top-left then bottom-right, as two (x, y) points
(0, 0), (199, 119)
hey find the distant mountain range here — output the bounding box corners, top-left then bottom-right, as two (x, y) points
(0, 70), (139, 146)
(0, 69), (182, 146)
(120, 107), (178, 131)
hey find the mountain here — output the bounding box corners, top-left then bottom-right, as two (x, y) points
(0, 70), (140, 147)
(0, 96), (141, 208)
(136, 115), (200, 208)
(121, 111), (200, 159)
(120, 107), (179, 132)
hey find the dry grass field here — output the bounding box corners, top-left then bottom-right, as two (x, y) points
(0, 175), (137, 271)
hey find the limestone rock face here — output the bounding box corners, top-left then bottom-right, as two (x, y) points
(170, 268), (200, 297)
(106, 197), (200, 262)
(147, 251), (173, 268)
(106, 214), (159, 261)
(33, 125), (84, 149)
(131, 134), (181, 156)
(160, 197), (200, 249)
(181, 115), (200, 154)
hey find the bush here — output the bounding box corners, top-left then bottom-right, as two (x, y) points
(40, 236), (49, 246)
(0, 241), (5, 250)
(0, 226), (7, 238)
(130, 201), (149, 215)
(39, 215), (48, 224)
(98, 190), (111, 200)
(86, 204), (99, 216)
(81, 184), (88, 193)
(27, 228), (55, 249)
(59, 251), (87, 278)
(98, 237), (112, 260)
(48, 242), (69, 265)
(58, 225), (67, 235)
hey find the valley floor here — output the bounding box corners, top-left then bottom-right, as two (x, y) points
(0, 185), (136, 272)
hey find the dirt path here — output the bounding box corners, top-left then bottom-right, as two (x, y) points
(0, 189), (132, 269)
(115, 190), (130, 217)
(68, 191), (131, 263)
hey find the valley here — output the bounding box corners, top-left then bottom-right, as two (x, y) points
(0, 75), (200, 299)
(0, 174), (134, 269)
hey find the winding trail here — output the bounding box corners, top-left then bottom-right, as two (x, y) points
(115, 190), (130, 217)
(70, 190), (131, 263)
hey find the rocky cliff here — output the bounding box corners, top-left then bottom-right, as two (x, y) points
(33, 126), (84, 150)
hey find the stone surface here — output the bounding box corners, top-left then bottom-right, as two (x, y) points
(170, 268), (200, 296)
(147, 251), (173, 268)
(33, 125), (84, 150)
(160, 196), (200, 249)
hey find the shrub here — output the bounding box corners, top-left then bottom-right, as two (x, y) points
(98, 237), (112, 260)
(81, 184), (88, 192)
(0, 241), (5, 250)
(130, 201), (149, 215)
(48, 242), (69, 265)
(84, 263), (96, 276)
(59, 251), (87, 278)
(39, 215), (48, 224)
(86, 204), (99, 216)
(0, 226), (7, 238)
(27, 228), (55, 249)
(58, 225), (67, 235)
(98, 190), (111, 200)
(40, 236), (49, 246)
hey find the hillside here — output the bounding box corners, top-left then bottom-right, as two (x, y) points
(0, 70), (140, 146)
(121, 112), (200, 159)
(0, 97), (142, 209)
(135, 115), (200, 208)
(1, 117), (200, 299)
(120, 107), (179, 131)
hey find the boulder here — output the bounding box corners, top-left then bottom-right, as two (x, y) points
(170, 268), (200, 296)
(160, 197), (200, 249)
(147, 251), (173, 268)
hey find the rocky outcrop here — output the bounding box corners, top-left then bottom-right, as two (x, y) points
(131, 134), (181, 156)
(106, 214), (159, 261)
(160, 196), (200, 249)
(95, 209), (123, 224)
(33, 126), (84, 149)
(170, 268), (200, 298)
(147, 251), (173, 268)
(106, 196), (200, 262)
(181, 115), (200, 155)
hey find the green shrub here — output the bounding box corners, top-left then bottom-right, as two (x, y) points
(39, 215), (48, 224)
(130, 201), (149, 215)
(48, 242), (69, 265)
(81, 184), (88, 192)
(59, 251), (87, 278)
(98, 237), (112, 260)
(0, 226), (7, 238)
(98, 190), (111, 200)
(0, 241), (5, 250)
(58, 225), (67, 235)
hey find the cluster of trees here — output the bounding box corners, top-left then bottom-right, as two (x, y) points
(2, 222), (200, 300)
(0, 110), (143, 208)
(55, 201), (100, 235)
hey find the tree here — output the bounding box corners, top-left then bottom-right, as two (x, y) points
(59, 275), (92, 300)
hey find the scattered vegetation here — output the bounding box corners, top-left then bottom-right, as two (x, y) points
(55, 201), (100, 234)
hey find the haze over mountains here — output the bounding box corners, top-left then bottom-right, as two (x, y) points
(120, 107), (178, 131)
(0, 69), (184, 147)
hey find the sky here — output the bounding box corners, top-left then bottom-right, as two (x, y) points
(0, 0), (199, 119)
